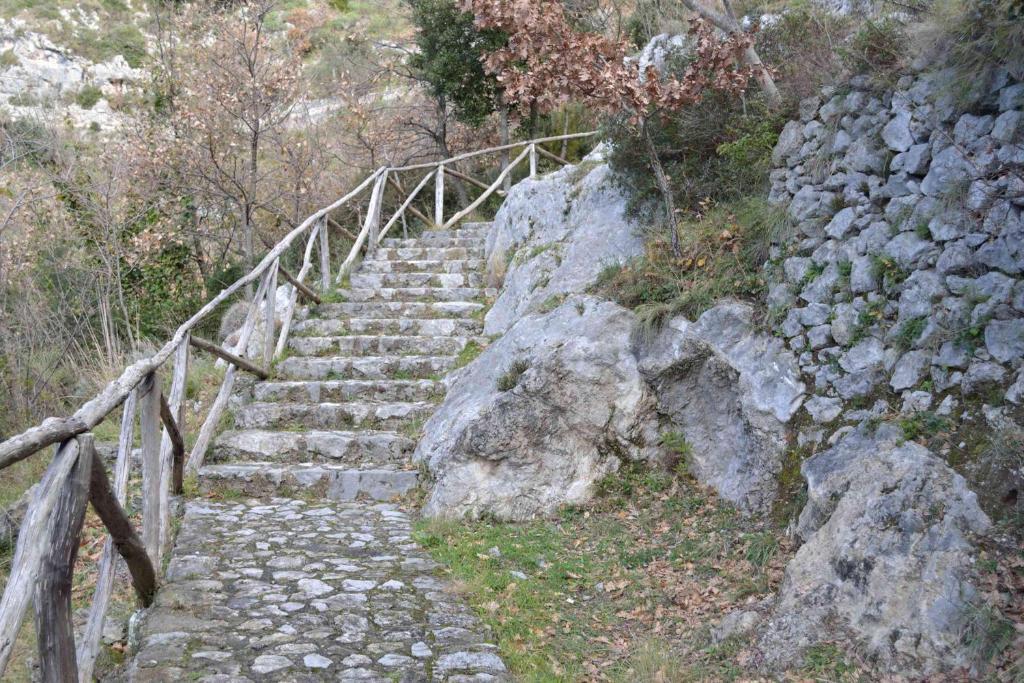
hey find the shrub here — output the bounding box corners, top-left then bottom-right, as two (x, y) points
(840, 17), (908, 79)
(595, 197), (788, 324)
(75, 85), (103, 110)
(496, 359), (529, 392)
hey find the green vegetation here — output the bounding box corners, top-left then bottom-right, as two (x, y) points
(414, 464), (796, 681)
(595, 197), (788, 329)
(496, 359), (529, 392)
(75, 84), (103, 110)
(453, 339), (485, 369)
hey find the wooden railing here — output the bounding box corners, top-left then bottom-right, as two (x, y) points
(0, 130), (598, 680)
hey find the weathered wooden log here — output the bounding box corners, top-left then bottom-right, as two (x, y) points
(34, 434), (93, 683)
(536, 145), (571, 166)
(159, 393), (185, 495)
(276, 219), (322, 358)
(139, 373), (162, 566)
(438, 166), (506, 197)
(87, 444), (157, 607)
(263, 261), (278, 369)
(189, 335), (270, 380)
(384, 172), (435, 237)
(336, 170), (388, 283)
(278, 265), (321, 304)
(0, 441), (81, 675)
(318, 219), (331, 290)
(443, 145), (531, 229)
(187, 266), (273, 475)
(77, 390), (137, 681)
(327, 216), (358, 242)
(435, 164), (445, 226)
(389, 130), (597, 172)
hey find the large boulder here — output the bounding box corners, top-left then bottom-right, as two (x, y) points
(637, 302), (805, 514)
(756, 424), (990, 676)
(483, 148), (645, 335)
(414, 296), (661, 520)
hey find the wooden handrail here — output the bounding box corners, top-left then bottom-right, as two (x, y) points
(279, 265), (322, 304)
(389, 131), (598, 172)
(190, 335), (270, 379)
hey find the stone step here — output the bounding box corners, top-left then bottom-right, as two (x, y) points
(380, 236), (485, 249)
(288, 334), (476, 358)
(359, 258), (485, 274)
(275, 354), (457, 380)
(254, 378), (445, 403)
(349, 271), (485, 289)
(399, 225), (490, 240)
(309, 300), (485, 320)
(336, 286), (492, 303)
(199, 463), (419, 502)
(373, 246), (485, 261)
(211, 428), (414, 465)
(233, 400), (436, 431)
(292, 316), (482, 338)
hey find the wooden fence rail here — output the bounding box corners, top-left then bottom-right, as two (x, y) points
(0, 130), (598, 680)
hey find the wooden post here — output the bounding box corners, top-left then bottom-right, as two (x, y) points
(187, 266), (271, 475)
(77, 390), (137, 681)
(435, 164), (444, 227)
(318, 219), (330, 292)
(529, 143), (538, 178)
(158, 337), (188, 555)
(366, 171), (386, 254)
(139, 372), (162, 566)
(87, 447), (156, 607)
(34, 434), (93, 683)
(263, 260), (278, 370)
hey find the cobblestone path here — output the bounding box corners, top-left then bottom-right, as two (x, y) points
(126, 224), (508, 682)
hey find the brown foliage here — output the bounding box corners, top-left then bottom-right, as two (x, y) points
(460, 0), (755, 121)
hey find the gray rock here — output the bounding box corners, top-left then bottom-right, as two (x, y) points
(883, 232), (936, 269)
(953, 113), (994, 146)
(798, 303), (832, 327)
(850, 255), (878, 294)
(984, 318), (1024, 364)
(844, 137), (886, 174)
(783, 256), (813, 284)
(757, 425), (989, 676)
(840, 338), (885, 374)
(921, 146), (973, 197)
(825, 207), (857, 239)
(416, 297), (658, 520)
(881, 110), (914, 152)
(483, 150), (644, 335)
(638, 302), (805, 514)
(806, 324), (833, 349)
(933, 341), (970, 369)
(773, 120), (805, 166)
(992, 110), (1022, 143)
(900, 390), (933, 413)
(998, 83), (1024, 111)
(900, 143), (931, 175)
(961, 362), (1007, 395)
(805, 395), (843, 423)
(890, 350), (931, 391)
(830, 302), (859, 346)
(713, 609), (763, 644)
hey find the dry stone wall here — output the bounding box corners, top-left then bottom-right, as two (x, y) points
(767, 69), (1024, 428)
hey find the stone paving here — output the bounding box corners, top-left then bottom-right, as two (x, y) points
(125, 224), (508, 682)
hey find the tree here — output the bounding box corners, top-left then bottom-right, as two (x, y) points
(461, 0), (755, 256)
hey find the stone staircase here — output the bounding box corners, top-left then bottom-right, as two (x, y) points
(125, 223), (509, 682)
(199, 223), (493, 503)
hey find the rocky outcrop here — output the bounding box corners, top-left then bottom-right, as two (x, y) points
(638, 302), (805, 514)
(0, 18), (146, 131)
(756, 424), (990, 676)
(483, 147), (645, 335)
(415, 296), (661, 520)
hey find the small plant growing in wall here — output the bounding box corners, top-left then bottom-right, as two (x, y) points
(496, 359), (530, 391)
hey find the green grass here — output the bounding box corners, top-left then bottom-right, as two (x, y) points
(595, 197), (788, 330)
(453, 340), (485, 369)
(415, 465), (795, 681)
(496, 359), (529, 392)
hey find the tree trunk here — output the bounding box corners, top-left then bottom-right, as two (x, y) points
(498, 98), (511, 192)
(642, 119), (681, 258)
(679, 0), (782, 109)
